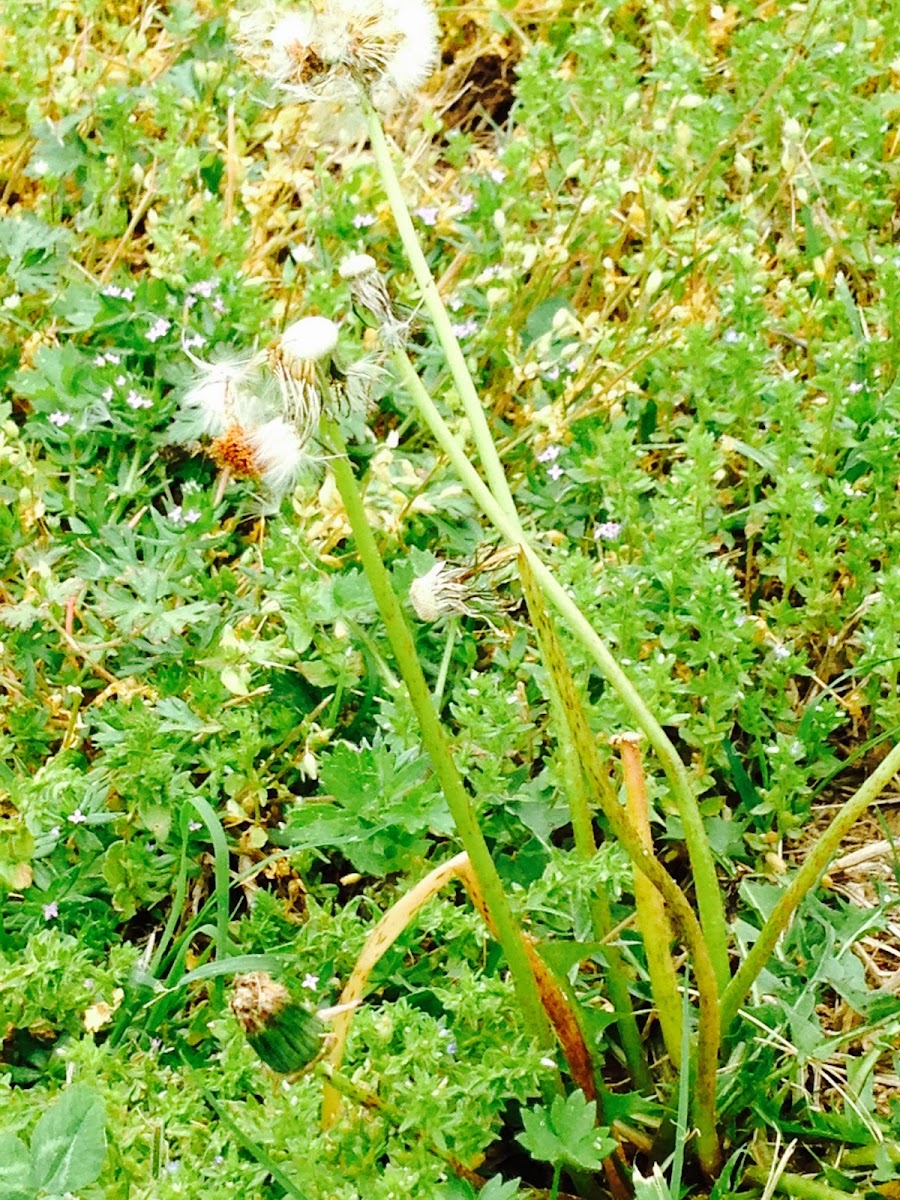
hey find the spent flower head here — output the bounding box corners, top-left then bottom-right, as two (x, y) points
(339, 252), (408, 346)
(237, 0), (439, 107)
(409, 560), (499, 625)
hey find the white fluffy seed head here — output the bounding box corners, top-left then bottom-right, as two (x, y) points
(180, 354), (263, 437)
(250, 417), (309, 496)
(280, 316), (340, 364)
(237, 0), (439, 105)
(339, 253), (377, 280)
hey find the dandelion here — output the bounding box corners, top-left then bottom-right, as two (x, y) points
(339, 252), (407, 345)
(237, 0), (439, 106)
(408, 560), (499, 624)
(269, 315), (339, 438)
(180, 349), (265, 437)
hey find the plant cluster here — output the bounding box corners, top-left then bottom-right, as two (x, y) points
(1, 0), (899, 1198)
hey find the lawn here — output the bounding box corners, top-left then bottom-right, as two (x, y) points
(1, 0), (899, 1197)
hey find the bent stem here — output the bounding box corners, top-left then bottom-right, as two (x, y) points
(722, 738), (900, 1033)
(323, 421), (553, 1054)
(391, 346), (730, 993)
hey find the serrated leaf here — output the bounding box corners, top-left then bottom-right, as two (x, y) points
(30, 1083), (107, 1194)
(517, 1089), (612, 1171)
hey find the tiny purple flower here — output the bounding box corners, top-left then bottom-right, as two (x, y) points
(189, 279), (218, 298)
(49, 411), (71, 427)
(594, 521), (623, 541)
(146, 317), (171, 342)
(301, 973), (319, 991)
(543, 365), (560, 381)
(547, 463), (565, 482)
(43, 901), (59, 921)
(537, 445), (562, 464)
(451, 318), (479, 339)
(69, 809), (86, 825)
(352, 213), (376, 229)
(415, 205), (439, 226)
(458, 193), (475, 215)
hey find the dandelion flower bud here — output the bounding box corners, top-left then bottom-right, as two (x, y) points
(231, 972), (325, 1074)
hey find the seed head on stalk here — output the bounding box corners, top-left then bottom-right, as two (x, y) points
(237, 0), (439, 108)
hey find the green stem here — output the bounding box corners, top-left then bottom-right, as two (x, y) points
(323, 422), (553, 1051)
(744, 1166), (860, 1200)
(521, 558), (649, 1089)
(391, 347), (730, 993)
(362, 98), (520, 528)
(721, 738), (900, 1032)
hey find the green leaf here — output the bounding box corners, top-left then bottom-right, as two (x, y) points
(29, 1084), (107, 1194)
(516, 1090), (614, 1171)
(633, 1164), (674, 1200)
(0, 1133), (32, 1200)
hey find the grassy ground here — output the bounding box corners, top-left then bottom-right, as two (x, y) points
(1, 0), (899, 1197)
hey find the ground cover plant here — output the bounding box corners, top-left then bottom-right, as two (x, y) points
(1, 0), (899, 1196)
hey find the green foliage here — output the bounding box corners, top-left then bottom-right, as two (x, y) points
(517, 1089), (617, 1171)
(0, 0), (898, 1194)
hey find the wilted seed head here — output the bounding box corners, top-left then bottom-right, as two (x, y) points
(231, 972), (291, 1035)
(180, 351), (264, 437)
(269, 316), (339, 438)
(409, 561), (478, 623)
(208, 417), (308, 498)
(339, 253), (408, 347)
(327, 357), (383, 419)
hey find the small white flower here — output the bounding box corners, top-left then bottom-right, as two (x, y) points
(49, 411), (71, 427)
(301, 973), (319, 991)
(146, 317), (171, 342)
(353, 213), (376, 228)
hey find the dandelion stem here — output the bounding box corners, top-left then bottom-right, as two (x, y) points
(721, 737), (900, 1033)
(362, 98), (521, 529)
(322, 420), (554, 1054)
(391, 347), (731, 994)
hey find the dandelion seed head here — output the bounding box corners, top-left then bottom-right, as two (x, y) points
(410, 561), (472, 623)
(279, 315), (340, 365)
(210, 423), (265, 479)
(339, 252), (377, 280)
(251, 417), (309, 495)
(181, 354), (262, 437)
